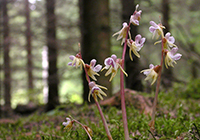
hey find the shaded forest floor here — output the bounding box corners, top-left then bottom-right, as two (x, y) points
(0, 89), (200, 140)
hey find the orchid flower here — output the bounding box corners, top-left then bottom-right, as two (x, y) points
(85, 59), (102, 81)
(154, 32), (177, 50)
(112, 22), (131, 45)
(101, 54), (128, 82)
(62, 117), (73, 131)
(88, 81), (107, 102)
(68, 53), (85, 70)
(84, 126), (93, 137)
(149, 21), (165, 39)
(164, 47), (182, 68)
(130, 4), (142, 26)
(141, 64), (161, 85)
(127, 34), (146, 60)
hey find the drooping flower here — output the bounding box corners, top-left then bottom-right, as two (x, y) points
(88, 81), (107, 102)
(149, 21), (165, 39)
(62, 117), (73, 131)
(112, 22), (131, 45)
(154, 32), (177, 50)
(84, 126), (93, 137)
(101, 54), (128, 81)
(141, 64), (161, 85)
(68, 53), (85, 70)
(164, 47), (182, 68)
(85, 59), (102, 81)
(163, 32), (177, 49)
(130, 4), (142, 26)
(127, 34), (146, 60)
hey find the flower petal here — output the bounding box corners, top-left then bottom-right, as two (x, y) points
(149, 64), (154, 69)
(93, 64), (102, 72)
(90, 59), (97, 67)
(170, 47), (178, 55)
(69, 55), (75, 60)
(150, 21), (157, 27)
(171, 53), (182, 61)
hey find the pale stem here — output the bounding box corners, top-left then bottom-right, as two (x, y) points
(95, 100), (113, 140)
(80, 48), (112, 139)
(120, 22), (131, 140)
(73, 119), (93, 140)
(149, 38), (164, 135)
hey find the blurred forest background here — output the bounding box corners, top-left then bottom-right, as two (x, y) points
(1, 0), (200, 117)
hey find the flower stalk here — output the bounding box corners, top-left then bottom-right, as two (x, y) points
(79, 49), (113, 139)
(120, 22), (131, 140)
(73, 119), (93, 140)
(149, 38), (164, 134)
(95, 100), (113, 140)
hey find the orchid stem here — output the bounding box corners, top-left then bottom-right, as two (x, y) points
(149, 38), (164, 135)
(73, 119), (93, 140)
(120, 22), (131, 140)
(79, 45), (112, 140)
(95, 100), (113, 140)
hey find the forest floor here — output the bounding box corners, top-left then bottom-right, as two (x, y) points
(0, 88), (200, 140)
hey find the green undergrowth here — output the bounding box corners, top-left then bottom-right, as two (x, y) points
(0, 88), (200, 140)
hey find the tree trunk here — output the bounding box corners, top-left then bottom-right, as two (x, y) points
(162, 0), (173, 88)
(46, 0), (59, 111)
(121, 0), (143, 91)
(3, 0), (12, 117)
(190, 43), (197, 78)
(25, 0), (34, 97)
(79, 0), (111, 103)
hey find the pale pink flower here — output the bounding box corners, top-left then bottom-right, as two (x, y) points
(141, 64), (161, 85)
(165, 47), (182, 68)
(62, 117), (73, 131)
(102, 54), (128, 81)
(149, 21), (165, 39)
(154, 32), (177, 49)
(68, 53), (85, 70)
(88, 81), (107, 102)
(112, 22), (131, 45)
(127, 34), (146, 60)
(130, 4), (142, 26)
(85, 59), (102, 81)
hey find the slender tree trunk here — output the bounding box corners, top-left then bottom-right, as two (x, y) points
(25, 0), (34, 95)
(79, 0), (111, 103)
(162, 0), (173, 88)
(46, 0), (59, 111)
(121, 0), (143, 91)
(3, 0), (12, 117)
(190, 43), (197, 78)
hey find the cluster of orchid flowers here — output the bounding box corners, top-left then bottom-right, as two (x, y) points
(63, 4), (182, 139)
(141, 21), (182, 85)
